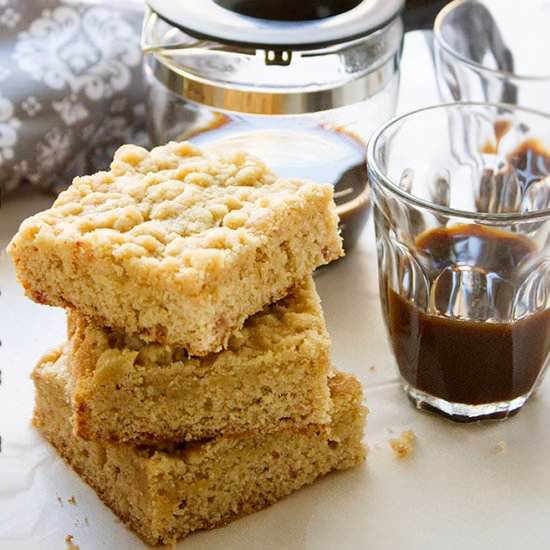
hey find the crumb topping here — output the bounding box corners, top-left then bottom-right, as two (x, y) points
(16, 142), (330, 279)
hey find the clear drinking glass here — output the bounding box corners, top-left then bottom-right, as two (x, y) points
(434, 0), (550, 111)
(367, 102), (550, 421)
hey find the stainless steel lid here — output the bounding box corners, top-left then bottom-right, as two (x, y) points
(146, 0), (404, 49)
(143, 0), (404, 115)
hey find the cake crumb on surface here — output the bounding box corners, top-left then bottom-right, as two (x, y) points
(68, 495), (77, 505)
(369, 366), (376, 372)
(389, 430), (416, 458)
(84, 516), (90, 526)
(65, 534), (79, 550)
(494, 440), (507, 453)
(57, 495), (64, 507)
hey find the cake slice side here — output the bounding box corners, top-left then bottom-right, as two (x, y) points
(68, 276), (334, 444)
(32, 348), (155, 531)
(32, 347), (366, 546)
(9, 141), (343, 354)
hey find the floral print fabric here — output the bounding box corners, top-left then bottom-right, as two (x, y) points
(0, 0), (147, 195)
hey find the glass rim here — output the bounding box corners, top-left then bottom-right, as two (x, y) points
(366, 101), (550, 223)
(434, 0), (550, 82)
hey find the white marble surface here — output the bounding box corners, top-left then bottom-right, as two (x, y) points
(1, 32), (550, 550)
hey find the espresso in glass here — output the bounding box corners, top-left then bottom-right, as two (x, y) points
(368, 103), (550, 421)
(387, 225), (550, 412)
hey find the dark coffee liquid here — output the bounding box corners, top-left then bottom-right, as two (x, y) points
(416, 224), (534, 276)
(507, 139), (550, 190)
(386, 224), (550, 405)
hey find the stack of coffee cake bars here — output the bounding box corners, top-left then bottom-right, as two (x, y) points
(8, 141), (367, 546)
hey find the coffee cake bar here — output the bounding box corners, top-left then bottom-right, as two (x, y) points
(8, 141), (343, 354)
(33, 347), (367, 546)
(68, 277), (333, 444)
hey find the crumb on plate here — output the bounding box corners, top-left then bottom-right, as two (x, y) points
(65, 534), (80, 550)
(389, 430), (416, 458)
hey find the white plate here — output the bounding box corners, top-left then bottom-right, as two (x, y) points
(1, 33), (550, 550)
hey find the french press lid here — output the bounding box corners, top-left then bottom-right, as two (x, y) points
(146, 0), (404, 49)
(144, 0), (405, 115)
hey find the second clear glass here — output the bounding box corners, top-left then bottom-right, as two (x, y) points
(434, 0), (550, 111)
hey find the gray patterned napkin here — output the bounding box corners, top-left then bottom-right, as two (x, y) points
(0, 0), (147, 196)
